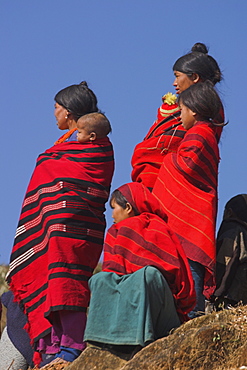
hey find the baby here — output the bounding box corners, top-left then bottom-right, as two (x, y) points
(76, 112), (112, 142)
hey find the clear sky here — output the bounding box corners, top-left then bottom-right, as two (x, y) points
(1, 1), (247, 264)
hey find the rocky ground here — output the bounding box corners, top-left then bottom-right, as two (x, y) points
(34, 305), (247, 370)
(2, 264), (247, 370)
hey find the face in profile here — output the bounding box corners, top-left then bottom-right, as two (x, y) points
(173, 71), (197, 95)
(111, 199), (131, 224)
(179, 102), (196, 130)
(77, 120), (96, 142)
(54, 103), (69, 130)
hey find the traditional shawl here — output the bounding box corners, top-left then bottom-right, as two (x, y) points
(131, 95), (223, 191)
(102, 182), (196, 321)
(131, 97), (186, 190)
(7, 138), (114, 343)
(153, 121), (220, 298)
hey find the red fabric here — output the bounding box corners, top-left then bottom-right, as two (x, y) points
(8, 138), (114, 343)
(102, 182), (196, 322)
(153, 122), (220, 298)
(131, 100), (186, 189)
(33, 351), (42, 367)
(131, 98), (224, 191)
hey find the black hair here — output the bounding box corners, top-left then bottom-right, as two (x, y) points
(178, 81), (223, 123)
(173, 42), (222, 85)
(54, 81), (99, 121)
(110, 189), (128, 209)
(225, 194), (247, 223)
(78, 112), (112, 138)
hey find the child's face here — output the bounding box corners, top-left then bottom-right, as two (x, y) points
(179, 102), (197, 130)
(77, 120), (94, 142)
(111, 199), (131, 224)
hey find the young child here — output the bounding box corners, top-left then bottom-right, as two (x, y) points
(76, 112), (112, 143)
(7, 112), (114, 367)
(84, 182), (195, 358)
(153, 81), (226, 318)
(213, 194), (247, 310)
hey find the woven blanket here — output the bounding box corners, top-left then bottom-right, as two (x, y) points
(102, 183), (196, 321)
(131, 100), (186, 189)
(8, 138), (114, 342)
(153, 122), (220, 298)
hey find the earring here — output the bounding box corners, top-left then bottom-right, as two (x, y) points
(65, 115), (68, 119)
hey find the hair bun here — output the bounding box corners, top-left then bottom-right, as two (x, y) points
(80, 81), (89, 87)
(191, 42), (208, 54)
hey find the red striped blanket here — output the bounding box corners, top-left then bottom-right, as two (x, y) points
(131, 96), (223, 191)
(8, 138), (114, 343)
(153, 122), (220, 298)
(131, 98), (186, 190)
(102, 183), (196, 322)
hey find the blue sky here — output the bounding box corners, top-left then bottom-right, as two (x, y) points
(1, 1), (247, 263)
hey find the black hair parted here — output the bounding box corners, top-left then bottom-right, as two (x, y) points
(178, 81), (223, 123)
(54, 81), (99, 120)
(173, 42), (222, 85)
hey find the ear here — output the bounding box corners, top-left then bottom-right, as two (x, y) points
(192, 73), (200, 83)
(89, 132), (97, 141)
(125, 202), (135, 217)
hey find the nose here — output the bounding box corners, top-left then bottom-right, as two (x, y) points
(173, 77), (177, 86)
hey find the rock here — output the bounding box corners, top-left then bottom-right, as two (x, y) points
(67, 306), (247, 370)
(66, 347), (128, 370)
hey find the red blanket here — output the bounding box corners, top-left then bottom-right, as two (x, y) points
(102, 183), (196, 322)
(8, 138), (114, 342)
(153, 122), (220, 298)
(131, 98), (186, 189)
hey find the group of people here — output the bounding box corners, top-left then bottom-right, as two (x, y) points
(0, 42), (245, 370)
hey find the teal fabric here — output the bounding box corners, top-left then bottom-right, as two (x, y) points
(84, 266), (181, 347)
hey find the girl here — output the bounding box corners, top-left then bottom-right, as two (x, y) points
(153, 81), (226, 318)
(84, 182), (195, 358)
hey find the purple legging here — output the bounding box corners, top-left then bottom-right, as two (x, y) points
(36, 310), (87, 354)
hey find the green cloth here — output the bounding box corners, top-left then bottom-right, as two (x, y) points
(84, 266), (181, 347)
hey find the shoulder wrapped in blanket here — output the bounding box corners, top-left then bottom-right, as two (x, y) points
(8, 138), (114, 342)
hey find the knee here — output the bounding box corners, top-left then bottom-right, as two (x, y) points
(144, 266), (165, 285)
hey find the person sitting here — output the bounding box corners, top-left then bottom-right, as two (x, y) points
(213, 194), (247, 310)
(83, 182), (195, 358)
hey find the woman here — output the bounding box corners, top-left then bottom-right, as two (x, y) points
(131, 42), (223, 191)
(131, 42), (224, 317)
(6, 82), (114, 367)
(54, 81), (99, 143)
(84, 182), (195, 358)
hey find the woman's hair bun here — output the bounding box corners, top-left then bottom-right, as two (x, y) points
(191, 42), (208, 54)
(79, 81), (89, 87)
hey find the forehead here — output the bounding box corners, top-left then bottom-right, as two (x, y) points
(77, 118), (89, 128)
(174, 70), (188, 78)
